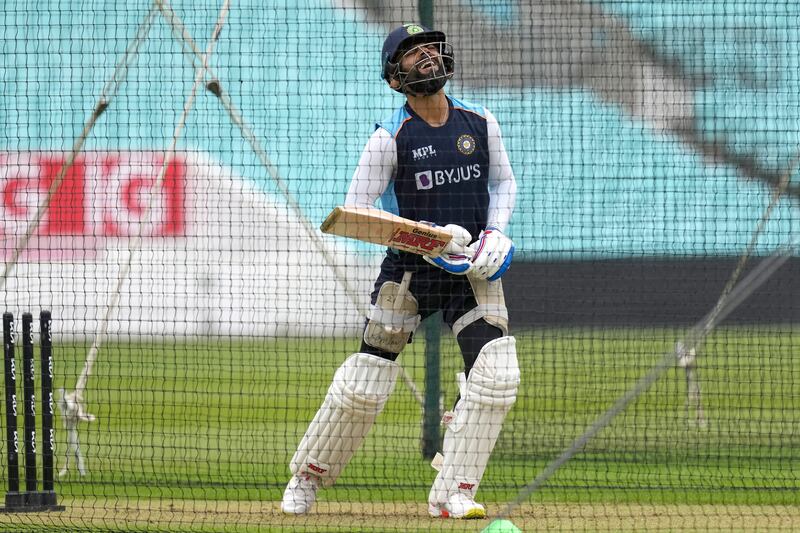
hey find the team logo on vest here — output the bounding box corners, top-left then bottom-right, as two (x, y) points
(457, 134), (476, 155)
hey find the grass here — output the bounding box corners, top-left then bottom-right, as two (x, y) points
(1, 326), (798, 530)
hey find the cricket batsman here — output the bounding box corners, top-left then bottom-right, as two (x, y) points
(281, 23), (519, 519)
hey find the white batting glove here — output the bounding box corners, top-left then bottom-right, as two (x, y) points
(423, 224), (474, 275)
(469, 227), (515, 281)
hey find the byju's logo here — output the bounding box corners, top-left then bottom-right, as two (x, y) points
(415, 170), (433, 190)
(415, 165), (482, 190)
(411, 145), (436, 161)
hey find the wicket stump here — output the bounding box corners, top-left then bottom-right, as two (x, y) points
(2, 311), (64, 512)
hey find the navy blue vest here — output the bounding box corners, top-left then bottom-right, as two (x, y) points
(377, 96), (490, 242)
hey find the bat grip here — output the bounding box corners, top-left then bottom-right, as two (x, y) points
(394, 271), (413, 311)
(385, 271), (413, 335)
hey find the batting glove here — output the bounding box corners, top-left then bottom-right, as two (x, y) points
(423, 223), (474, 275)
(469, 227), (515, 281)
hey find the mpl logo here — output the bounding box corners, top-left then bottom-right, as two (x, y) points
(411, 145), (436, 161)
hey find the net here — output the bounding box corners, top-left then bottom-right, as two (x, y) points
(1, 0), (798, 531)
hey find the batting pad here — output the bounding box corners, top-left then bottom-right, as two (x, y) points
(290, 352), (400, 486)
(429, 336), (520, 505)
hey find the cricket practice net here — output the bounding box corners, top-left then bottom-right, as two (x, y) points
(1, 0), (798, 531)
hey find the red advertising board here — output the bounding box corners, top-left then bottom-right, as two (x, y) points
(1, 152), (186, 260)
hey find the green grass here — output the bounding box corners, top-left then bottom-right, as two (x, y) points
(5, 326), (799, 511)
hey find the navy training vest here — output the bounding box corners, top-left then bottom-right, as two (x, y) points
(376, 96), (490, 243)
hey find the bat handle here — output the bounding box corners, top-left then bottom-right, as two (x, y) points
(394, 272), (412, 310)
(386, 271), (413, 334)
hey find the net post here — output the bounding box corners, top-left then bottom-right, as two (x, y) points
(421, 312), (442, 459)
(418, 0), (434, 28)
(2, 313), (24, 511)
(418, 0), (440, 461)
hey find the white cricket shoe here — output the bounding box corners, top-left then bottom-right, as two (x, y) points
(280, 473), (320, 515)
(428, 493), (486, 519)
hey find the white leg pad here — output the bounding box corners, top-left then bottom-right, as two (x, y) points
(290, 352), (400, 486)
(429, 336), (520, 505)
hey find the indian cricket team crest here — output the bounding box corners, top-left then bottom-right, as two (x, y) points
(405, 24), (424, 35)
(457, 134), (476, 155)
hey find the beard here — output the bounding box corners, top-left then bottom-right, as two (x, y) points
(402, 63), (449, 96)
(390, 42), (455, 96)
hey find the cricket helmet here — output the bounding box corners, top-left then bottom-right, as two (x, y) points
(381, 23), (455, 96)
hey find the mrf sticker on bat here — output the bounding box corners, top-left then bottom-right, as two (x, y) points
(389, 227), (447, 255)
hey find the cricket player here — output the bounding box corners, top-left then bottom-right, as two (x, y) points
(281, 23), (519, 519)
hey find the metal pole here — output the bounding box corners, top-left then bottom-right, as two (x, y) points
(421, 313), (442, 459)
(418, 0), (441, 460)
(418, 0), (434, 28)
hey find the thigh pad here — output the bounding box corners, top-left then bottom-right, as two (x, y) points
(363, 280), (421, 354)
(452, 276), (508, 337)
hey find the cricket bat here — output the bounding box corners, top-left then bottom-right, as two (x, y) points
(320, 206), (454, 258)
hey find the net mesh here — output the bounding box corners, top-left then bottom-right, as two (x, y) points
(1, 0), (798, 531)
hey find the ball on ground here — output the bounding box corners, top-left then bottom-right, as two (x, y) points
(481, 518), (522, 533)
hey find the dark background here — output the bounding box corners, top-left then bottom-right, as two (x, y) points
(504, 258), (800, 327)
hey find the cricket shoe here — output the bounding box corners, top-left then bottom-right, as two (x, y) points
(428, 493), (486, 519)
(280, 473), (320, 515)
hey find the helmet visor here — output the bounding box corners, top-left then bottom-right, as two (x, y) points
(393, 41), (455, 95)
